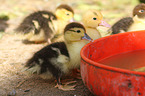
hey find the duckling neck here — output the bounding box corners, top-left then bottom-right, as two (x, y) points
(133, 15), (145, 23)
(84, 25), (97, 29)
(55, 20), (69, 35)
(57, 16), (69, 22)
(85, 27), (101, 40)
(65, 40), (87, 69)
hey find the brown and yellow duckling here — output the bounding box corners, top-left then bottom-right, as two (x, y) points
(82, 9), (110, 40)
(24, 22), (92, 91)
(111, 3), (145, 34)
(15, 4), (74, 44)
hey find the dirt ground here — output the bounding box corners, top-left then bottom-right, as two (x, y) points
(0, 0), (139, 96)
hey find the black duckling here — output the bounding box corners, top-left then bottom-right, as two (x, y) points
(24, 22), (92, 91)
(111, 3), (145, 34)
(15, 4), (74, 44)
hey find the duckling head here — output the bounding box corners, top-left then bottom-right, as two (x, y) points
(82, 9), (110, 28)
(55, 4), (74, 22)
(64, 22), (92, 43)
(133, 3), (145, 19)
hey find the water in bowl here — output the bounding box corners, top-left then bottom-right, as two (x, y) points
(98, 49), (145, 70)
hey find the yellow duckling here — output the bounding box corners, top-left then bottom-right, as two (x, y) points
(51, 4), (75, 42)
(82, 9), (110, 40)
(24, 22), (92, 91)
(15, 4), (74, 44)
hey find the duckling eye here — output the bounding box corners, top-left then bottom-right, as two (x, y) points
(93, 17), (97, 20)
(66, 13), (70, 16)
(139, 9), (144, 13)
(76, 30), (81, 33)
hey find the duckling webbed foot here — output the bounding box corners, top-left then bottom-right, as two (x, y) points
(55, 82), (76, 91)
(55, 75), (76, 91)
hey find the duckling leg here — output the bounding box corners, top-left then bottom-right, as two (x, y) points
(75, 68), (80, 73)
(55, 77), (76, 91)
(55, 79), (76, 84)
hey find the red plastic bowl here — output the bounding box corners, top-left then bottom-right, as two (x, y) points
(80, 30), (145, 96)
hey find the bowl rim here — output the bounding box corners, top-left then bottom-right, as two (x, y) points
(81, 30), (145, 76)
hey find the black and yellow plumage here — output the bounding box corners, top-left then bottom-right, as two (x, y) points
(16, 11), (57, 44)
(15, 4), (74, 44)
(24, 22), (92, 91)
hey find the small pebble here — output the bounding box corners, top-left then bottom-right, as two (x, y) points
(24, 89), (30, 92)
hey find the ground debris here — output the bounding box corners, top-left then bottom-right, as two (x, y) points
(16, 80), (27, 88)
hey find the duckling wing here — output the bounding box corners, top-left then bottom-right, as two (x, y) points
(15, 11), (57, 41)
(15, 11), (41, 34)
(111, 17), (133, 34)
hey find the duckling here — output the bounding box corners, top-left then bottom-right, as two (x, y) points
(24, 22), (92, 91)
(82, 9), (111, 40)
(15, 4), (74, 44)
(15, 11), (57, 44)
(51, 4), (74, 42)
(111, 3), (145, 34)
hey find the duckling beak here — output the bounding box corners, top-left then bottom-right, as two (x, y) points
(99, 20), (111, 28)
(69, 18), (75, 22)
(81, 33), (92, 41)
